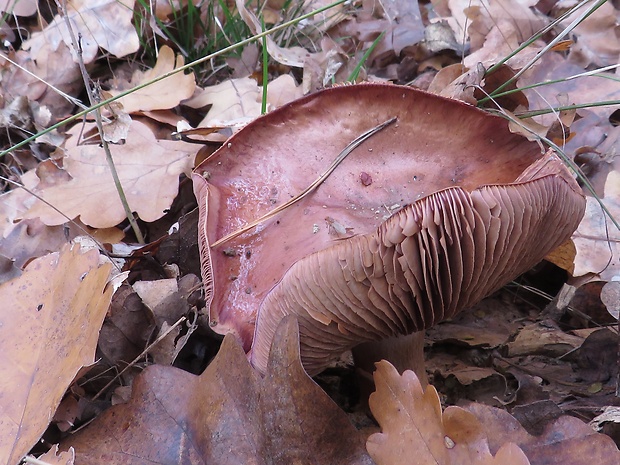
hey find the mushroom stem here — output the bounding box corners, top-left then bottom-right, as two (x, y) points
(353, 332), (427, 391)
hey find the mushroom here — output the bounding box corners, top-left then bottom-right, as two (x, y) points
(249, 152), (585, 375)
(192, 84), (586, 377)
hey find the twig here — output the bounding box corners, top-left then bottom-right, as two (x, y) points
(210, 117), (397, 247)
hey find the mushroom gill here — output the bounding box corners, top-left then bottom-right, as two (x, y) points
(249, 154), (586, 375)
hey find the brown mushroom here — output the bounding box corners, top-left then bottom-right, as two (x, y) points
(192, 84), (586, 377)
(249, 153), (585, 375)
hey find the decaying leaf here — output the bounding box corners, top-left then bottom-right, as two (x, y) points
(23, 120), (198, 228)
(236, 0), (310, 67)
(367, 360), (530, 465)
(36, 445), (75, 465)
(466, 402), (620, 465)
(61, 317), (373, 465)
(0, 244), (113, 465)
(462, 0), (546, 68)
(562, 1), (620, 68)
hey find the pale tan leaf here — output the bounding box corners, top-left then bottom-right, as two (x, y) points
(37, 445), (75, 465)
(23, 120), (197, 228)
(3, 39), (81, 116)
(563, 1), (620, 68)
(236, 0), (310, 67)
(44, 0), (139, 63)
(0, 244), (112, 465)
(185, 77), (261, 128)
(110, 45), (196, 113)
(573, 169), (620, 280)
(186, 75), (302, 128)
(461, 0), (546, 68)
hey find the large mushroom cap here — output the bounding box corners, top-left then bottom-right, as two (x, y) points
(192, 84), (585, 374)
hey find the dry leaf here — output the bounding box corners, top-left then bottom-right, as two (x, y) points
(0, 244), (112, 465)
(236, 0), (310, 67)
(563, 1), (620, 68)
(544, 240), (577, 274)
(573, 169), (620, 280)
(367, 360), (530, 465)
(185, 75), (302, 128)
(109, 45), (196, 113)
(3, 39), (82, 116)
(23, 120), (198, 228)
(462, 0), (546, 68)
(98, 284), (155, 366)
(466, 402), (620, 465)
(61, 317), (373, 465)
(36, 445), (75, 465)
(507, 322), (584, 357)
(371, 0), (425, 57)
(518, 53), (620, 126)
(44, 0), (139, 63)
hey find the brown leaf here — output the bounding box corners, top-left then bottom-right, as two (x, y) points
(37, 445), (75, 465)
(236, 0), (310, 67)
(506, 322), (584, 357)
(562, 1), (620, 68)
(0, 245), (113, 464)
(62, 316), (373, 465)
(23, 120), (197, 228)
(466, 402), (620, 465)
(367, 360), (530, 465)
(462, 0), (546, 68)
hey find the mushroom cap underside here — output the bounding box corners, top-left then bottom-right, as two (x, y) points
(249, 154), (586, 375)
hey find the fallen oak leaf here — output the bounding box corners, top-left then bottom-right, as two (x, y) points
(22, 120), (198, 228)
(367, 360), (530, 465)
(0, 0), (37, 16)
(61, 316), (372, 464)
(0, 244), (113, 465)
(572, 168), (620, 281)
(109, 45), (196, 113)
(184, 75), (302, 129)
(44, 0), (139, 63)
(465, 402), (620, 465)
(236, 0), (310, 67)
